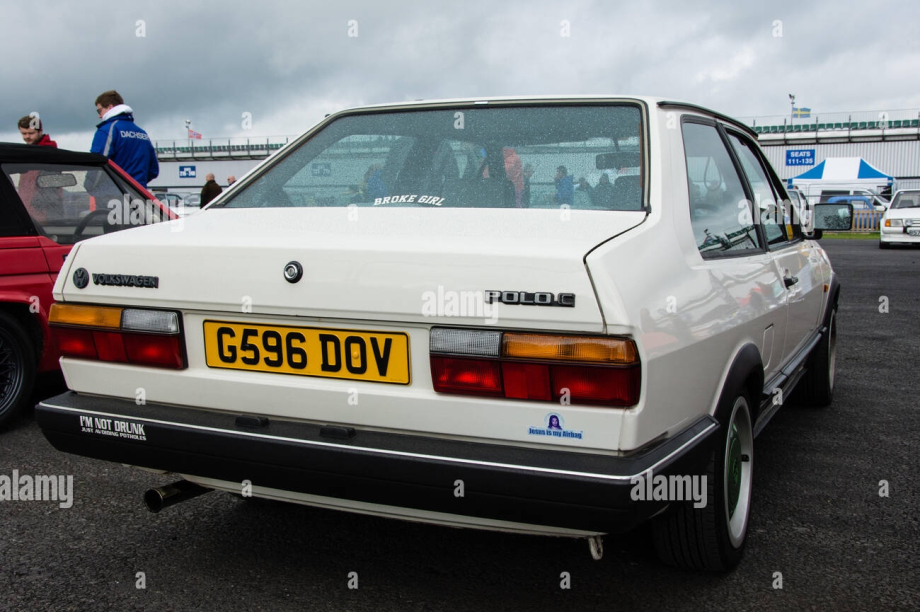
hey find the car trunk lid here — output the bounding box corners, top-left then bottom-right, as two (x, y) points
(57, 208), (646, 332)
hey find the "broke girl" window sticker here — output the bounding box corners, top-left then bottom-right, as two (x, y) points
(373, 195), (445, 206)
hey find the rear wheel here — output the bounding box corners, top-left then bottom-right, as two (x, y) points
(652, 392), (754, 571)
(0, 311), (37, 428)
(791, 306), (837, 406)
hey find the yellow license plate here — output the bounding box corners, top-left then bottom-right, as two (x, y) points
(203, 321), (410, 384)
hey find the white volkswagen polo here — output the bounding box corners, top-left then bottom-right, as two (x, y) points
(37, 97), (849, 572)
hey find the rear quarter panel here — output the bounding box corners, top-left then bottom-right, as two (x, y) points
(586, 109), (778, 450)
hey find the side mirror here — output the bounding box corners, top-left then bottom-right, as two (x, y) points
(874, 205), (887, 213)
(812, 202), (854, 232)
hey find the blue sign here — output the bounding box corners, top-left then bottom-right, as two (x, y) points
(786, 150), (815, 166)
(312, 162), (332, 177)
(179, 165), (197, 178)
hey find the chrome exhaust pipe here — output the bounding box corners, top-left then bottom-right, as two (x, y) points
(144, 480), (212, 513)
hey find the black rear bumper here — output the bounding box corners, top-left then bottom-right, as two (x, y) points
(36, 392), (719, 534)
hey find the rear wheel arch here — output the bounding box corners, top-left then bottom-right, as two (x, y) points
(651, 343), (760, 571)
(825, 274), (841, 323)
(715, 343), (764, 424)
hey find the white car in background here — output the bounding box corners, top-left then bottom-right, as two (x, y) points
(36, 96), (849, 572)
(880, 189), (920, 248)
(153, 192), (199, 217)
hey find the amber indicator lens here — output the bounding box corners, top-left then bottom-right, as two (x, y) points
(503, 333), (638, 364)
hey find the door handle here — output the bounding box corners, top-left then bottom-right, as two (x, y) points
(784, 275), (799, 288)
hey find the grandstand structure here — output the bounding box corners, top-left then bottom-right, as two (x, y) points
(154, 135), (293, 160)
(737, 107), (920, 184)
(741, 109), (920, 136)
(148, 135), (296, 190)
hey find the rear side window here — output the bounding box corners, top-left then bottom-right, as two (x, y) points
(681, 122), (760, 255)
(2, 163), (166, 245)
(218, 105), (646, 211)
(727, 133), (791, 246)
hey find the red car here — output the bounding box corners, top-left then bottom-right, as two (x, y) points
(0, 143), (174, 427)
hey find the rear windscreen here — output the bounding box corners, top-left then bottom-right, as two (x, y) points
(216, 104), (645, 211)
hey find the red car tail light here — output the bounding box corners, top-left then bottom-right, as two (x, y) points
(550, 364), (640, 406)
(92, 331), (128, 362)
(54, 328), (98, 360)
(123, 334), (185, 369)
(501, 362), (551, 401)
(50, 304), (186, 369)
(431, 356), (503, 396)
(429, 328), (640, 407)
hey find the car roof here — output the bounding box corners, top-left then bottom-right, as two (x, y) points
(342, 94), (659, 108)
(0, 142), (108, 165)
(325, 95), (758, 138)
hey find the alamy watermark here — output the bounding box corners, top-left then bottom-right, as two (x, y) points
(630, 469), (707, 509)
(421, 285), (499, 324)
(0, 470), (74, 509)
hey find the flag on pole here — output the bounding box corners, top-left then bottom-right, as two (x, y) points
(188, 129), (203, 139)
(792, 107), (811, 118)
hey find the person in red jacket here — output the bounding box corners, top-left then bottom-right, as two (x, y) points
(17, 114), (61, 223)
(18, 114), (57, 148)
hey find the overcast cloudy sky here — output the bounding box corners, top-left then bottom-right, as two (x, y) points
(2, 0), (919, 151)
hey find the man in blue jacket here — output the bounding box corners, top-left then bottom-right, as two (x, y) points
(91, 90), (159, 189)
(553, 165), (574, 206)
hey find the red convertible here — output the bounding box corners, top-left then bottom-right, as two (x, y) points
(0, 143), (174, 427)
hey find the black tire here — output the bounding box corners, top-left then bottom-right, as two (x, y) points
(652, 391), (754, 572)
(0, 311), (38, 429)
(879, 241), (891, 249)
(791, 306), (837, 406)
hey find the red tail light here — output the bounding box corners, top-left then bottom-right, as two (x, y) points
(431, 357), (502, 396)
(55, 328), (97, 360)
(551, 364), (639, 406)
(430, 328), (640, 407)
(502, 362), (551, 401)
(93, 331), (128, 362)
(50, 304), (186, 369)
(123, 334), (184, 368)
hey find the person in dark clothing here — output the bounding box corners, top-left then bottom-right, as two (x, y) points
(592, 173), (615, 208)
(522, 164), (533, 207)
(576, 177), (593, 198)
(200, 173), (222, 206)
(91, 90), (158, 189)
